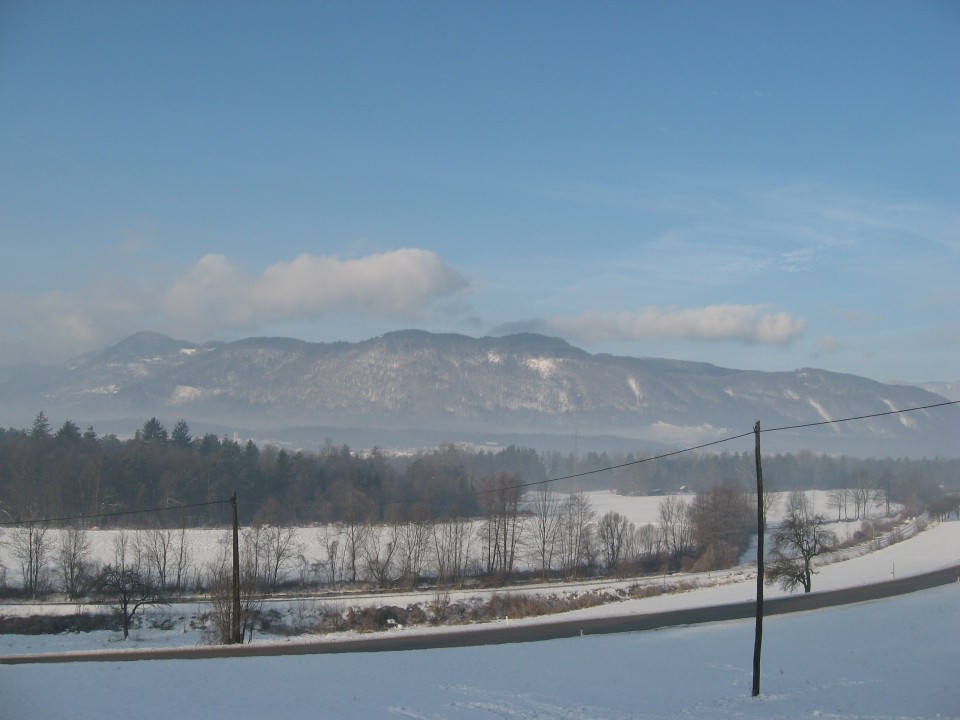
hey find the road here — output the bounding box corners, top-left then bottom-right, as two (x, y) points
(3, 564), (956, 665)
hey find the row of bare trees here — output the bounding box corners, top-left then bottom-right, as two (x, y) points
(0, 525), (181, 638)
(0, 524), (194, 601)
(825, 482), (887, 522)
(297, 481), (758, 588)
(0, 482), (759, 602)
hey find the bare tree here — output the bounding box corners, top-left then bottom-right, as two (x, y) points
(557, 492), (595, 577)
(94, 532), (164, 640)
(826, 488), (849, 522)
(205, 535), (262, 644)
(768, 491), (837, 593)
(929, 494), (960, 521)
(7, 522), (52, 598)
(477, 473), (524, 580)
(234, 532), (264, 641)
(850, 471), (874, 520)
(56, 525), (91, 599)
(113, 529), (149, 582)
(596, 511), (633, 573)
(363, 524), (399, 587)
(526, 484), (562, 579)
(688, 481), (754, 570)
(263, 525), (304, 590)
(171, 525), (192, 595)
(295, 551), (313, 588)
(239, 525), (269, 588)
(872, 486), (889, 518)
(633, 523), (662, 563)
(340, 519), (370, 584)
(761, 489), (780, 526)
(336, 485), (375, 583)
(432, 516), (473, 586)
(394, 519), (432, 587)
(316, 529), (346, 586)
(657, 495), (692, 567)
(142, 527), (175, 592)
(94, 564), (167, 640)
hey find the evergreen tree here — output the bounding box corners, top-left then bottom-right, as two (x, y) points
(30, 411), (51, 440)
(55, 419), (82, 442)
(141, 417), (168, 443)
(171, 420), (192, 447)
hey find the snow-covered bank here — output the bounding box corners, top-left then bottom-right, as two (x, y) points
(3, 583), (958, 719)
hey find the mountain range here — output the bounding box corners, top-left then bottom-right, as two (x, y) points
(0, 330), (956, 458)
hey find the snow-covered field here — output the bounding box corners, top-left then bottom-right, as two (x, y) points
(0, 489), (881, 592)
(1, 502), (958, 718)
(2, 570), (958, 719)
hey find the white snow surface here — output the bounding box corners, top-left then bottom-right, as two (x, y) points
(2, 507), (959, 718)
(3, 580), (958, 719)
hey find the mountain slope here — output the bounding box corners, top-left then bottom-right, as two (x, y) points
(0, 331), (955, 457)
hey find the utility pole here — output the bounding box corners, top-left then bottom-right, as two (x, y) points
(752, 421), (765, 697)
(231, 490), (242, 644)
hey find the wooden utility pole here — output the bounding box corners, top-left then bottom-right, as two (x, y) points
(231, 490), (242, 644)
(752, 421), (765, 697)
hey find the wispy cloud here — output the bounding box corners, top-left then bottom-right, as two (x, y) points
(547, 305), (806, 345)
(817, 335), (844, 353)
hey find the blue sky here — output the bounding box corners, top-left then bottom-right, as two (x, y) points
(1, 1), (957, 382)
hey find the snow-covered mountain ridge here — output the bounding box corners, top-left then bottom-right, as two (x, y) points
(0, 330), (956, 457)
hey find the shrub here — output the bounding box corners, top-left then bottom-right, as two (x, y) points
(0, 612), (116, 635)
(345, 604), (425, 632)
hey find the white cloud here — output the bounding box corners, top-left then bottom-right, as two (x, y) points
(550, 305), (806, 345)
(252, 250), (466, 318)
(0, 249), (469, 364)
(162, 248), (469, 333)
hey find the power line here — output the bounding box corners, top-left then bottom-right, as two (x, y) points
(762, 398), (960, 434)
(0, 499), (232, 528)
(474, 430), (756, 496)
(475, 399), (960, 497)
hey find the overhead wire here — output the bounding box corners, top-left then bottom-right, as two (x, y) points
(761, 398), (960, 434)
(472, 430), (756, 495)
(0, 499), (231, 528)
(473, 399), (960, 496)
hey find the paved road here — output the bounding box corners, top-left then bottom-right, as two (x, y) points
(3, 564), (957, 665)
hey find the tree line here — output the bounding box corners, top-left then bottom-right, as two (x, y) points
(1, 412), (954, 529)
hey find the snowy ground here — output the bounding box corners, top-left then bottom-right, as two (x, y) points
(1, 513), (958, 718)
(2, 581), (958, 718)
